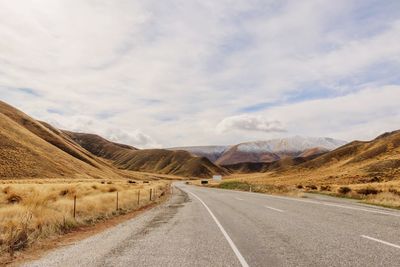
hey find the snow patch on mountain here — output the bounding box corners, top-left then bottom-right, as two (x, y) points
(237, 136), (347, 153)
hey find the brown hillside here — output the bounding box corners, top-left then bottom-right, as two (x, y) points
(0, 114), (113, 179)
(66, 132), (227, 178)
(223, 153), (323, 174)
(216, 146), (280, 165)
(0, 101), (136, 179)
(64, 131), (138, 161)
(242, 130), (400, 186)
(112, 149), (228, 178)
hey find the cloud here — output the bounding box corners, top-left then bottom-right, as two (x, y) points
(42, 114), (160, 148)
(216, 115), (286, 133)
(0, 1), (399, 147)
(105, 128), (160, 148)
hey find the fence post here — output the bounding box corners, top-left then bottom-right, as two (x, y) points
(73, 195), (77, 219)
(150, 188), (152, 201)
(116, 191), (119, 211)
(137, 190), (140, 205)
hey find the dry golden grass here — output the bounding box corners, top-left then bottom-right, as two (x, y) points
(216, 172), (400, 209)
(0, 179), (169, 256)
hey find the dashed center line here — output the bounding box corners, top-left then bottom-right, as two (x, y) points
(361, 235), (400, 249)
(264, 205), (284, 212)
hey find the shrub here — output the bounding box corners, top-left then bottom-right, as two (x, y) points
(296, 185), (303, 189)
(356, 187), (379, 195)
(320, 185), (331, 191)
(219, 181), (251, 191)
(338, 186), (351, 194)
(306, 185), (318, 190)
(108, 187), (117, 192)
(389, 188), (400, 196)
(59, 189), (69, 196)
(6, 194), (22, 204)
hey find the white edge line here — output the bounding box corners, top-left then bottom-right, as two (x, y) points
(202, 186), (400, 218)
(188, 191), (250, 267)
(264, 205), (284, 213)
(361, 235), (400, 249)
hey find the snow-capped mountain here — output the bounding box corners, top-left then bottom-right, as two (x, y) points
(216, 137), (347, 165)
(236, 137), (346, 153)
(168, 137), (347, 165)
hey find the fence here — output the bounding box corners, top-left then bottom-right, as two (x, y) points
(71, 184), (170, 219)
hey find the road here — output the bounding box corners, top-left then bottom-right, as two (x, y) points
(25, 182), (400, 267)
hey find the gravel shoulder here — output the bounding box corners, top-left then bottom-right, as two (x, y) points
(23, 187), (240, 267)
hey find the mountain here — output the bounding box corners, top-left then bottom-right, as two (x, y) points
(168, 146), (229, 162)
(0, 101), (123, 179)
(300, 130), (400, 175)
(215, 137), (346, 165)
(223, 149), (326, 174)
(66, 132), (227, 178)
(0, 101), (225, 179)
(113, 149), (228, 178)
(64, 131), (138, 161)
(251, 130), (400, 185)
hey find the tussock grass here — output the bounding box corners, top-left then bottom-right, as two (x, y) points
(217, 180), (303, 197)
(363, 192), (400, 209)
(0, 180), (169, 256)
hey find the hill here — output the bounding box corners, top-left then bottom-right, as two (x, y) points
(233, 130), (400, 187)
(114, 149), (228, 178)
(0, 101), (122, 179)
(223, 153), (324, 174)
(66, 132), (227, 178)
(64, 131), (138, 161)
(168, 146), (228, 162)
(297, 130), (400, 181)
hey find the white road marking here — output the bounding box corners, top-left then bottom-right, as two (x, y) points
(264, 205), (284, 212)
(188, 191), (250, 267)
(235, 197), (244, 201)
(207, 187), (400, 218)
(361, 235), (400, 249)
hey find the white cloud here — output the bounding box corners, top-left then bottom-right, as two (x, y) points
(216, 115), (285, 133)
(0, 0), (399, 147)
(105, 128), (160, 148)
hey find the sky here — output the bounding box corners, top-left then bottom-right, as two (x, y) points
(1, 0), (400, 148)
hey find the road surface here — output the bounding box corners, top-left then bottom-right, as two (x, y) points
(25, 182), (400, 266)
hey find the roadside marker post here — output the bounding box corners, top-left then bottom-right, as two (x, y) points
(137, 190), (140, 205)
(73, 195), (77, 219)
(116, 191), (119, 211)
(150, 188), (152, 201)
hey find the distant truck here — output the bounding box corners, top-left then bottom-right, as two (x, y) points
(212, 175), (222, 181)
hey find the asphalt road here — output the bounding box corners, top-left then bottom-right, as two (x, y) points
(25, 182), (400, 267)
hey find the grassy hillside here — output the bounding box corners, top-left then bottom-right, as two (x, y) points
(0, 101), (139, 180)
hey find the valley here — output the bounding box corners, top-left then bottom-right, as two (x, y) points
(1, 100), (400, 265)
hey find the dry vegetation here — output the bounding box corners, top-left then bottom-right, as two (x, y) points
(0, 179), (170, 258)
(212, 174), (400, 209)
